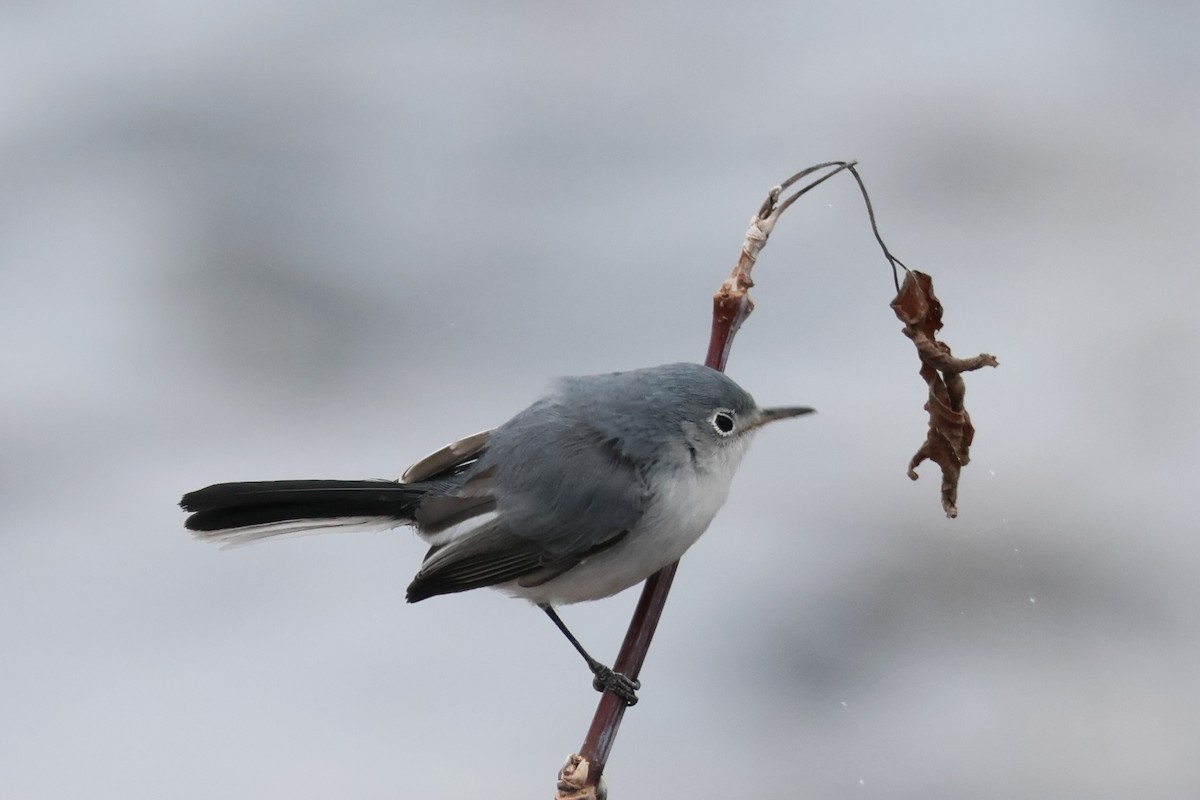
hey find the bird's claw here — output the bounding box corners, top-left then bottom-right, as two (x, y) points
(591, 664), (641, 706)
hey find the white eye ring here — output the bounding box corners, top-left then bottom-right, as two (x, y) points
(710, 410), (736, 436)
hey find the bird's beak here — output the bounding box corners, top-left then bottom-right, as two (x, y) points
(749, 406), (815, 430)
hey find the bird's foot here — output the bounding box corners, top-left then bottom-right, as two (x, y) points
(590, 664), (641, 706)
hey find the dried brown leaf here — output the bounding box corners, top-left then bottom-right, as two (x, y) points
(891, 270), (998, 517)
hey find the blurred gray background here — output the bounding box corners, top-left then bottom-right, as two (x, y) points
(2, 2), (1197, 798)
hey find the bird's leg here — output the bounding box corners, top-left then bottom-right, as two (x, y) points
(539, 604), (640, 706)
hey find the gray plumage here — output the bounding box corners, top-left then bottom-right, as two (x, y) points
(182, 363), (811, 606)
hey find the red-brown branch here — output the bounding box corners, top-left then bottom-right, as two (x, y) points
(558, 163), (855, 797)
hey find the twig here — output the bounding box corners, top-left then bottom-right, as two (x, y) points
(558, 161), (854, 797)
(844, 163), (909, 293)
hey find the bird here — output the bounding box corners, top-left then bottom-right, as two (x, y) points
(181, 362), (812, 704)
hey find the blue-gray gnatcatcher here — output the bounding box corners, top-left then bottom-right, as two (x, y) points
(181, 362), (811, 704)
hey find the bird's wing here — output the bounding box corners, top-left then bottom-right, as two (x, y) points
(406, 412), (651, 601)
(484, 409), (651, 558)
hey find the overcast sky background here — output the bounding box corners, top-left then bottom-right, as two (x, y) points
(2, 2), (1198, 798)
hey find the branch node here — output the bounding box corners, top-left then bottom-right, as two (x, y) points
(757, 184), (783, 219)
(556, 754), (605, 800)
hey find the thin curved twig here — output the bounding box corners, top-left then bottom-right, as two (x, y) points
(559, 159), (904, 797)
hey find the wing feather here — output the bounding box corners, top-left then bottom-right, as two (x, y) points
(401, 430), (492, 483)
(405, 522), (628, 602)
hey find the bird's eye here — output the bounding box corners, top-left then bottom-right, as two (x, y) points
(711, 410), (736, 436)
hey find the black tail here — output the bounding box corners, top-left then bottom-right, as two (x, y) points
(181, 480), (425, 534)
